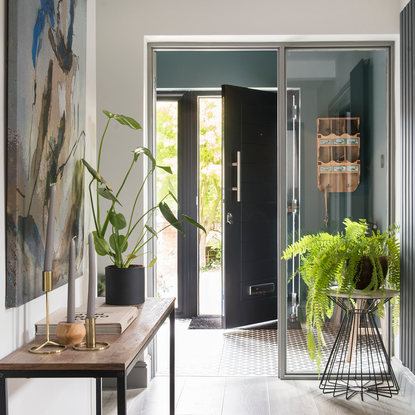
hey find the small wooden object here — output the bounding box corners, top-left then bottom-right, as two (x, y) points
(317, 117), (360, 193)
(55, 321), (86, 345)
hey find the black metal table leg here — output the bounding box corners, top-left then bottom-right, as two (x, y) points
(117, 371), (127, 415)
(96, 377), (102, 415)
(170, 307), (175, 415)
(0, 373), (8, 415)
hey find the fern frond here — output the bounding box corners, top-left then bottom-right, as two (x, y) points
(282, 219), (400, 374)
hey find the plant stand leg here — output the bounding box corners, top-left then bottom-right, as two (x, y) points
(346, 299), (363, 363)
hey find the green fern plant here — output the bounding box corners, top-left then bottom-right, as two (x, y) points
(282, 218), (400, 372)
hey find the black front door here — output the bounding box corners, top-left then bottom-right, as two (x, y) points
(222, 85), (278, 329)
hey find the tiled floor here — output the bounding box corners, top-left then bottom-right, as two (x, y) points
(103, 377), (415, 415)
(156, 319), (337, 376)
(103, 319), (415, 414)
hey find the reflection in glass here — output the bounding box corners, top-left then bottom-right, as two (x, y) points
(285, 49), (388, 374)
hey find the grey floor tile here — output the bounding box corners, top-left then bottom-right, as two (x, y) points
(221, 376), (270, 415)
(268, 378), (319, 415)
(175, 377), (226, 415)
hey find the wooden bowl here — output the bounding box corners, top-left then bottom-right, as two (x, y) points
(55, 321), (86, 345)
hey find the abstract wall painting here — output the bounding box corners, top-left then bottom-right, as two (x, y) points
(7, 0), (87, 307)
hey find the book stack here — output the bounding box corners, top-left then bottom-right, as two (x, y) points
(35, 298), (138, 335)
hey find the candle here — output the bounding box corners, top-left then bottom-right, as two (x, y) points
(87, 233), (96, 319)
(44, 183), (56, 272)
(67, 236), (76, 323)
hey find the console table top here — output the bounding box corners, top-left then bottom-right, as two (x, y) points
(0, 297), (175, 372)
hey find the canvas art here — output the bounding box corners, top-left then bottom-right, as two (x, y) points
(6, 0), (87, 307)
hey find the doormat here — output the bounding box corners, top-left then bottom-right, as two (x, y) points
(188, 317), (222, 329)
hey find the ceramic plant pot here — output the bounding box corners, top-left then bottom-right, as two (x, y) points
(105, 265), (145, 305)
(353, 256), (388, 290)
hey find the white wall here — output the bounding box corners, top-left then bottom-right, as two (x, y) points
(0, 1), (97, 414)
(96, 0), (401, 276)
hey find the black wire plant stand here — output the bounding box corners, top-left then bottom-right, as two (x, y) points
(319, 289), (400, 401)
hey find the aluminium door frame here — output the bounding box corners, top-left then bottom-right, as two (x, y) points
(146, 41), (395, 380)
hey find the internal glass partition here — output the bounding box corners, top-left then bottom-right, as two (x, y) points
(285, 48), (389, 374)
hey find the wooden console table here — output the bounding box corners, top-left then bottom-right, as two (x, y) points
(0, 297), (175, 415)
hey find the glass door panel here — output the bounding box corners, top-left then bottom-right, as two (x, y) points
(285, 48), (389, 374)
(156, 101), (179, 303)
(198, 97), (222, 315)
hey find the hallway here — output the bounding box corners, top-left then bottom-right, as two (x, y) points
(103, 376), (415, 415)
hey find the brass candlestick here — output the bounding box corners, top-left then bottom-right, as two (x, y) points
(29, 272), (67, 354)
(73, 318), (109, 351)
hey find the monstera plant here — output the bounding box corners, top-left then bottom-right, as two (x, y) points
(82, 110), (205, 305)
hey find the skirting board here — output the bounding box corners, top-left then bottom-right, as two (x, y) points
(103, 354), (152, 389)
(392, 356), (415, 409)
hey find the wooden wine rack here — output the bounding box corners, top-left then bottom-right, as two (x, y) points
(317, 117), (360, 193)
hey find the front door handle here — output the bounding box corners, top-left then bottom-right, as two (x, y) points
(227, 212), (233, 225)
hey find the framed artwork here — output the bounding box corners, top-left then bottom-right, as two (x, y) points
(6, 0), (87, 307)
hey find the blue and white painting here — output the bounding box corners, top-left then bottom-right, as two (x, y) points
(6, 0), (86, 307)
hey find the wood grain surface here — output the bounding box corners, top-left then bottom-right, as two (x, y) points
(0, 297), (174, 372)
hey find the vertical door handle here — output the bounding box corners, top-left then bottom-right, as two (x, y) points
(232, 151), (241, 202)
(227, 212), (233, 225)
(237, 151), (241, 202)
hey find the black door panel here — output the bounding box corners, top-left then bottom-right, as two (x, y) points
(242, 123), (277, 145)
(241, 143), (277, 164)
(241, 240), (277, 262)
(242, 183), (277, 203)
(241, 203), (277, 222)
(241, 220), (277, 241)
(241, 103), (277, 126)
(222, 84), (277, 329)
(241, 164), (277, 183)
(241, 259), (277, 281)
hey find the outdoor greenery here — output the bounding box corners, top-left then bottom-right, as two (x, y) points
(156, 98), (222, 268)
(155, 102), (178, 207)
(198, 98), (222, 266)
(282, 218), (400, 372)
(82, 110), (205, 269)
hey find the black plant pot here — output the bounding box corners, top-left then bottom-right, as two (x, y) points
(354, 256), (388, 290)
(105, 265), (145, 305)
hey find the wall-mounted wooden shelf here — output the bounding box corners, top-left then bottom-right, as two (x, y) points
(317, 117), (360, 193)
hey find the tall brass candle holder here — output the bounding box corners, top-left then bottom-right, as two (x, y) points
(73, 317), (109, 351)
(29, 272), (67, 354)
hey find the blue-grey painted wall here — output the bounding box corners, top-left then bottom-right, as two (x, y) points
(156, 51), (278, 89)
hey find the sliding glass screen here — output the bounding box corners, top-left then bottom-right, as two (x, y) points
(284, 48), (389, 374)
